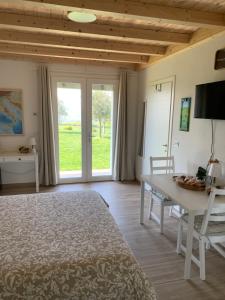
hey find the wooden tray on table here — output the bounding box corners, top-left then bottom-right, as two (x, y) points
(175, 176), (206, 191)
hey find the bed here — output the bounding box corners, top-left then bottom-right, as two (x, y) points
(0, 191), (157, 299)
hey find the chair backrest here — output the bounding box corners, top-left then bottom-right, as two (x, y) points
(200, 188), (225, 235)
(150, 156), (175, 175)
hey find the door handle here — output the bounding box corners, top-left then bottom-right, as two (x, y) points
(162, 144), (168, 147)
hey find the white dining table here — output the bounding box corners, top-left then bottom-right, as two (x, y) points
(140, 174), (225, 279)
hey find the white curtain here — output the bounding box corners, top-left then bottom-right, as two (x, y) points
(113, 71), (129, 181)
(38, 65), (57, 186)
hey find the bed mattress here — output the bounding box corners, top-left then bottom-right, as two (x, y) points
(0, 191), (156, 299)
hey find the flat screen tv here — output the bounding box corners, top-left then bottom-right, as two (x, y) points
(194, 80), (225, 120)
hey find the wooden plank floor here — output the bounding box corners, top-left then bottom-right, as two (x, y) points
(1, 181), (225, 299)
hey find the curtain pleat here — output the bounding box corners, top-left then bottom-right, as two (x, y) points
(138, 101), (146, 157)
(38, 65), (57, 186)
(113, 71), (128, 181)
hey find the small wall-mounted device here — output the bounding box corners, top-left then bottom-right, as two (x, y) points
(155, 84), (162, 92)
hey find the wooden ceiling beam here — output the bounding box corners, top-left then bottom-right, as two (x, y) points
(0, 29), (167, 56)
(0, 52), (135, 69)
(0, 12), (191, 44)
(26, 0), (225, 28)
(0, 42), (149, 63)
(138, 28), (225, 69)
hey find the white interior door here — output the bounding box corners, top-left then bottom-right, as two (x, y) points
(143, 79), (174, 174)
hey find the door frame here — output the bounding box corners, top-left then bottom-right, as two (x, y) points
(51, 75), (118, 184)
(51, 75), (87, 184)
(144, 75), (175, 158)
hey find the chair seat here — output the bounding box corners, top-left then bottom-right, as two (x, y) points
(152, 189), (172, 203)
(182, 213), (225, 236)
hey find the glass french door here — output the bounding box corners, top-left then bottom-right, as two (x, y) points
(54, 77), (117, 183)
(87, 80), (116, 180)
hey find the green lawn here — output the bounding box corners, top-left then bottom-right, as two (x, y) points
(59, 122), (111, 171)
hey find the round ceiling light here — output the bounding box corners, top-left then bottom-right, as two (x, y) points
(68, 11), (97, 23)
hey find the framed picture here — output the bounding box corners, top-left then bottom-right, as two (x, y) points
(179, 97), (191, 132)
(215, 48), (225, 70)
(0, 89), (23, 135)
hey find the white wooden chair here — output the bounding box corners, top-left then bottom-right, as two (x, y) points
(149, 156), (177, 234)
(177, 187), (225, 280)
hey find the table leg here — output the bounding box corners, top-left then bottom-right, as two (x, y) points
(184, 211), (195, 279)
(140, 181), (145, 224)
(35, 153), (39, 193)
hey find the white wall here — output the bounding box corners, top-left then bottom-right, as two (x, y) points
(0, 60), (38, 184)
(0, 59), (138, 184)
(137, 33), (225, 179)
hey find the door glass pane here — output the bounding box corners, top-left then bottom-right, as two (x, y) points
(57, 82), (82, 179)
(92, 84), (114, 176)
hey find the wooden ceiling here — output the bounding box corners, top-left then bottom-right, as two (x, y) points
(0, 0), (224, 69)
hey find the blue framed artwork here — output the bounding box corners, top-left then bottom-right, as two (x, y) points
(179, 97), (191, 132)
(0, 89), (23, 135)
